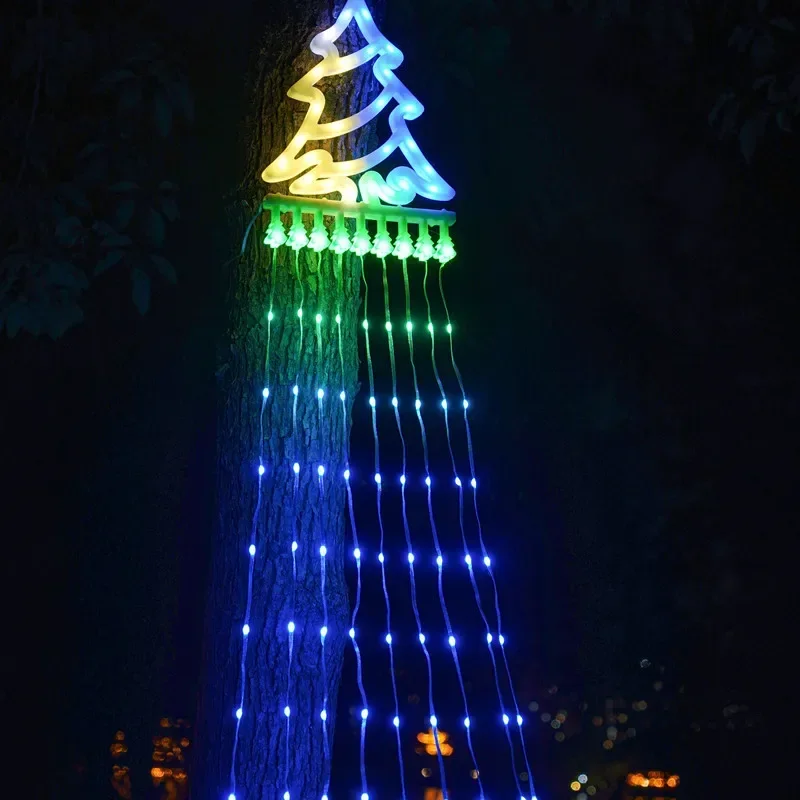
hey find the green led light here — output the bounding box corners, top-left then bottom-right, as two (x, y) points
(297, 308), (303, 318)
(371, 231), (393, 258)
(392, 233), (414, 260)
(446, 323), (452, 334)
(385, 321), (392, 331)
(351, 230), (371, 256)
(309, 226), (330, 252)
(287, 218), (309, 250)
(362, 319), (369, 330)
(264, 220), (287, 248)
(414, 229), (435, 261)
(267, 311), (274, 321)
(315, 313), (322, 324)
(427, 322), (433, 333)
(335, 314), (342, 324)
(405, 321), (413, 332)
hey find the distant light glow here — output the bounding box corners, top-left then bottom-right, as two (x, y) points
(320, 709), (327, 721)
(317, 388), (324, 399)
(430, 715), (438, 727)
(354, 548), (361, 560)
(319, 545), (327, 557)
(419, 633), (426, 644)
(288, 621), (295, 633)
(487, 632), (493, 643)
(425, 476), (431, 487)
(249, 544), (256, 556)
(378, 552), (385, 563)
(448, 635), (456, 647)
(392, 396), (398, 407)
(344, 469), (350, 480)
(235, 708), (242, 720)
(369, 396), (376, 407)
(503, 714), (510, 725)
(320, 626), (328, 638)
(317, 465), (325, 477)
(258, 465), (265, 476)
(340, 390), (346, 401)
(436, 555), (443, 567)
(464, 717), (470, 728)
(407, 552), (414, 563)
(262, 388), (269, 399)
(284, 706), (291, 718)
(291, 541), (298, 552)
(385, 633), (393, 644)
(361, 708), (369, 720)
(293, 462), (300, 474)
(349, 628), (355, 639)
(484, 555), (491, 567)
(242, 624), (250, 636)
(393, 716), (400, 728)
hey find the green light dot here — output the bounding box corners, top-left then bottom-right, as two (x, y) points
(385, 321), (392, 331)
(315, 313), (322, 324)
(297, 309), (303, 318)
(335, 314), (342, 324)
(267, 311), (274, 321)
(427, 322), (434, 333)
(446, 323), (452, 334)
(406, 321), (413, 332)
(362, 319), (369, 330)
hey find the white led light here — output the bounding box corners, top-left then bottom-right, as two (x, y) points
(362, 319), (369, 330)
(235, 708), (242, 720)
(349, 628), (355, 639)
(436, 555), (443, 567)
(407, 552), (414, 563)
(418, 633), (425, 644)
(385, 633), (392, 644)
(317, 465), (325, 477)
(315, 313), (322, 324)
(385, 321), (392, 331)
(320, 626), (328, 638)
(393, 716), (400, 728)
(242, 624), (250, 636)
(229, 794), (236, 800)
(486, 633), (493, 644)
(378, 552), (384, 563)
(400, 474), (406, 485)
(284, 706), (291, 718)
(406, 321), (413, 331)
(344, 469), (350, 480)
(335, 314), (341, 324)
(361, 708), (369, 720)
(249, 544), (256, 556)
(463, 717), (470, 728)
(517, 714), (524, 726)
(317, 388), (324, 399)
(284, 793), (290, 800)
(369, 396), (376, 408)
(339, 390), (346, 401)
(353, 547), (361, 560)
(262, 387), (269, 399)
(291, 541), (298, 552)
(427, 322), (433, 332)
(441, 399), (448, 410)
(484, 555), (491, 567)
(293, 462), (300, 474)
(297, 309), (303, 319)
(258, 465), (265, 476)
(499, 634), (505, 645)
(465, 554), (472, 566)
(267, 311), (274, 321)
(578, 774), (588, 784)
(374, 472), (381, 484)
(463, 399), (469, 409)
(503, 713), (510, 725)
(320, 709), (327, 721)
(448, 635), (456, 647)
(415, 399), (421, 410)
(319, 545), (327, 557)
(292, 384), (299, 396)
(455, 477), (462, 487)
(430, 715), (438, 727)
(425, 476), (431, 487)
(288, 621), (295, 633)
(361, 794), (369, 800)
(471, 478), (477, 488)
(392, 396), (398, 407)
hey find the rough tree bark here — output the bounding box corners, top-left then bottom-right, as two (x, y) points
(196, 1), (385, 797)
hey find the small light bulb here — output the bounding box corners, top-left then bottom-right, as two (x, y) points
(284, 706), (291, 718)
(503, 713), (510, 725)
(406, 321), (413, 332)
(242, 624), (250, 636)
(517, 714), (524, 726)
(425, 476), (431, 487)
(464, 717), (470, 728)
(267, 311), (274, 321)
(361, 794), (369, 800)
(320, 626), (328, 638)
(320, 709), (327, 721)
(393, 716), (400, 728)
(400, 474), (406, 485)
(369, 396), (376, 408)
(319, 545), (327, 557)
(293, 462), (300, 474)
(415, 399), (421, 410)
(284, 793), (290, 800)
(362, 319), (369, 330)
(455, 477), (462, 487)
(258, 465), (265, 476)
(378, 552), (384, 563)
(339, 390), (346, 401)
(391, 396), (398, 407)
(427, 322), (433, 333)
(463, 399), (469, 409)
(291, 541), (298, 552)
(430, 715), (438, 727)
(471, 478), (477, 489)
(249, 544), (256, 556)
(441, 399), (448, 409)
(349, 628), (355, 639)
(353, 547), (361, 560)
(317, 465), (325, 477)
(335, 313), (342, 324)
(297, 309), (303, 319)
(465, 554), (472, 566)
(499, 634), (506, 645)
(361, 708), (368, 720)
(315, 313), (322, 324)
(436, 555), (443, 567)
(262, 387), (269, 399)
(292, 384), (299, 396)
(235, 708), (242, 720)
(229, 794), (236, 800)
(484, 555), (491, 567)
(317, 388), (324, 400)
(375, 472), (381, 484)
(288, 621), (295, 633)
(407, 552), (415, 563)
(448, 635), (456, 647)
(419, 633), (426, 644)
(446, 323), (453, 334)
(487, 633), (493, 644)
(344, 469), (350, 480)
(385, 633), (392, 644)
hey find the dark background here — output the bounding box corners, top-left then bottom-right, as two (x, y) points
(2, 0), (797, 797)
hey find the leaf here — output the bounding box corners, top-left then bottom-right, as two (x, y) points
(739, 114), (767, 163)
(95, 250), (126, 275)
(46, 261), (89, 289)
(109, 181), (139, 192)
(131, 268), (151, 314)
(708, 91), (733, 126)
(57, 183), (90, 211)
(143, 208), (165, 247)
(96, 69), (136, 91)
(4, 303), (27, 338)
(168, 80), (194, 124)
(118, 81), (143, 116)
(151, 254), (177, 284)
(101, 233), (132, 248)
(776, 109), (792, 132)
(753, 75), (775, 90)
(47, 302), (84, 339)
(154, 88), (172, 137)
(160, 195), (179, 222)
(115, 197), (136, 230)
(55, 216), (82, 247)
(770, 17), (795, 31)
(158, 181), (179, 191)
(78, 142), (105, 160)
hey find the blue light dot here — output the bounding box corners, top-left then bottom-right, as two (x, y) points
(378, 552), (384, 563)
(503, 713), (510, 725)
(319, 545), (327, 557)
(291, 541), (298, 552)
(392, 396), (398, 407)
(249, 544), (256, 556)
(318, 465), (325, 477)
(340, 390), (346, 401)
(499, 634), (506, 645)
(353, 547), (361, 560)
(293, 462), (300, 474)
(320, 626), (328, 638)
(425, 476), (431, 487)
(448, 635), (456, 647)
(361, 708), (368, 720)
(463, 717), (470, 729)
(484, 555), (491, 567)
(292, 384), (299, 396)
(242, 624), (250, 636)
(320, 709), (327, 721)
(430, 715), (438, 727)
(517, 714), (524, 726)
(463, 399), (469, 409)
(385, 633), (392, 644)
(284, 706), (291, 718)
(349, 628), (355, 639)
(235, 708), (242, 720)
(441, 399), (448, 409)
(317, 388), (324, 399)
(419, 633), (426, 644)
(487, 633), (493, 644)
(407, 552), (414, 563)
(400, 474), (406, 485)
(262, 388), (269, 399)
(471, 478), (477, 488)
(465, 554), (472, 566)
(436, 555), (443, 567)
(288, 621), (295, 633)
(393, 716), (400, 728)
(455, 477), (462, 487)
(258, 465), (265, 476)
(375, 472), (381, 484)
(369, 396), (376, 407)
(344, 469), (350, 480)
(415, 399), (422, 410)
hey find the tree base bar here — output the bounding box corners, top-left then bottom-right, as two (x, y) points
(261, 194), (457, 263)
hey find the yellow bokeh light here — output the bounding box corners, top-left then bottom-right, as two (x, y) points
(570, 781), (582, 791)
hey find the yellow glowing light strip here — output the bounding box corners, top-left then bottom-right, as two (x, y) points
(261, 0), (455, 206)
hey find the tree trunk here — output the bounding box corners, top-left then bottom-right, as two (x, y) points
(196, 2), (384, 797)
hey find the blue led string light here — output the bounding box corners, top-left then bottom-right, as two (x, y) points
(437, 264), (539, 800)
(400, 260), (449, 799)
(318, 465), (331, 799)
(422, 260), (525, 799)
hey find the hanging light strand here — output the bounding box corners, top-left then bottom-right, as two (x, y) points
(438, 263), (539, 800)
(318, 469), (331, 799)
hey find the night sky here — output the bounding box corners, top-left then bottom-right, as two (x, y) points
(2, 1), (798, 799)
